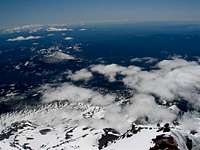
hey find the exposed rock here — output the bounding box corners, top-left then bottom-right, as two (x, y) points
(39, 128), (51, 135)
(65, 127), (76, 139)
(98, 124), (143, 149)
(157, 123), (170, 133)
(163, 123), (170, 132)
(121, 124), (142, 138)
(150, 134), (179, 150)
(186, 136), (193, 150)
(98, 128), (120, 149)
(0, 120), (36, 141)
(190, 130), (198, 135)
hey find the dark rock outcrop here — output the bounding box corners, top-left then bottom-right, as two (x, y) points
(98, 128), (120, 149)
(0, 120), (36, 141)
(150, 134), (179, 150)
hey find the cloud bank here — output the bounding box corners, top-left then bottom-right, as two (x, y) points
(91, 64), (127, 82)
(130, 57), (158, 64)
(47, 27), (73, 32)
(41, 83), (115, 106)
(89, 58), (200, 108)
(4, 25), (43, 33)
(7, 36), (41, 41)
(1, 57), (200, 133)
(64, 37), (73, 40)
(68, 69), (93, 81)
(123, 58), (200, 106)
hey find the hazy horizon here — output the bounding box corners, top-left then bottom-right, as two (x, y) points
(1, 0), (200, 28)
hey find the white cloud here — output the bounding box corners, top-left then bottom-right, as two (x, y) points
(124, 58), (200, 105)
(156, 58), (196, 70)
(90, 64), (141, 82)
(91, 64), (127, 81)
(38, 82), (178, 130)
(89, 58), (200, 107)
(41, 83), (115, 106)
(126, 94), (176, 123)
(79, 28), (87, 31)
(64, 37), (73, 40)
(179, 112), (200, 131)
(130, 57), (158, 64)
(4, 24), (43, 33)
(120, 66), (141, 76)
(7, 36), (41, 41)
(47, 27), (73, 32)
(68, 69), (93, 81)
(1, 57), (200, 138)
(194, 56), (200, 63)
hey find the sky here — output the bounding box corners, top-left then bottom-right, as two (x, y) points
(1, 0), (200, 28)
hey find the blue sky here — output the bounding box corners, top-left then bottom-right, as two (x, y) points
(1, 0), (200, 27)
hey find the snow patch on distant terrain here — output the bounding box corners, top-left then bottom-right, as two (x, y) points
(43, 51), (75, 63)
